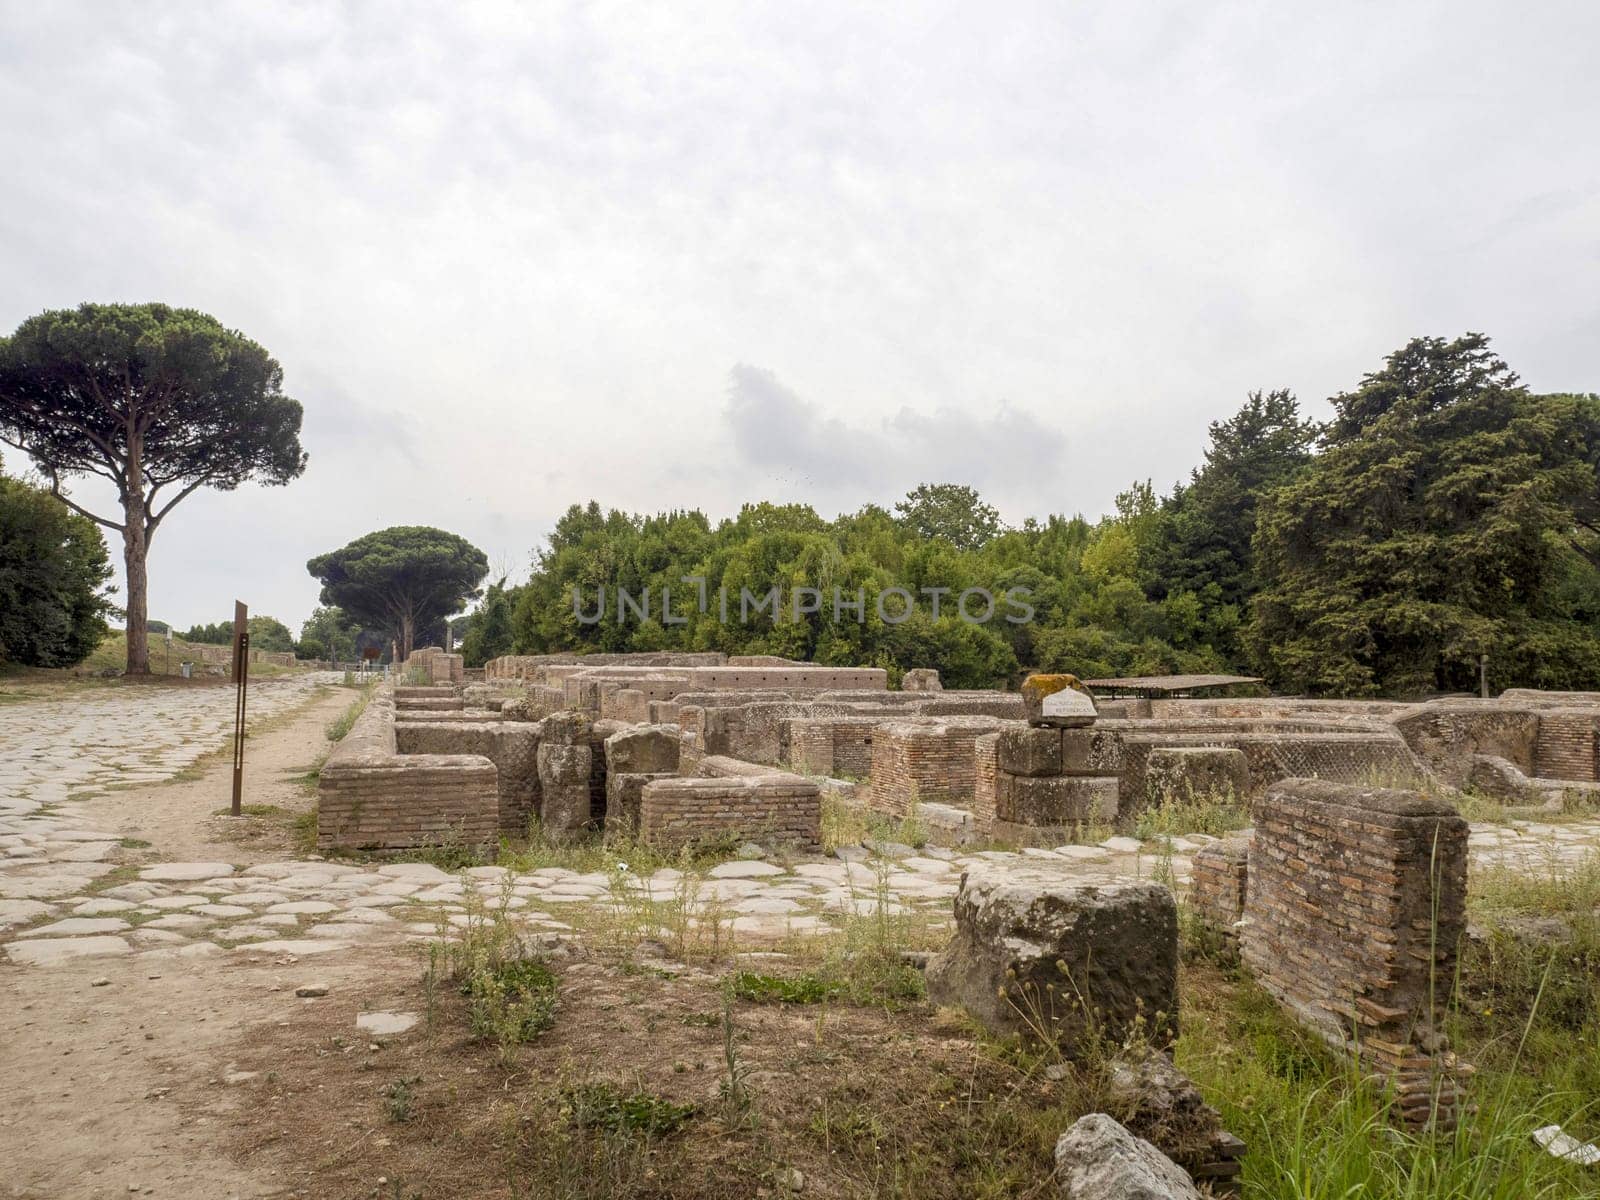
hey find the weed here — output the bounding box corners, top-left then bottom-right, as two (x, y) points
(559, 1082), (696, 1137)
(1136, 783), (1249, 840)
(436, 886), (559, 1066)
(383, 1075), (421, 1123)
(729, 971), (841, 1005)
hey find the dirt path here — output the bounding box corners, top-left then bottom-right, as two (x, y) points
(0, 684), (407, 1200)
(79, 686), (355, 866)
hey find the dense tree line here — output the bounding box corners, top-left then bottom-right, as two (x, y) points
(460, 335), (1600, 696)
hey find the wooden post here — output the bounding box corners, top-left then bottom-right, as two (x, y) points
(230, 601), (249, 816)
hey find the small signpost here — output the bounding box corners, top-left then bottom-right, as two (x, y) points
(230, 601), (249, 817)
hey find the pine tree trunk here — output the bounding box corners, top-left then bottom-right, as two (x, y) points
(122, 505), (150, 675)
(400, 612), (414, 663)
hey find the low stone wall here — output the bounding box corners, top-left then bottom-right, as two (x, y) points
(640, 774), (821, 851)
(1115, 721), (1425, 813)
(1240, 778), (1469, 1130)
(317, 694), (499, 853)
(1389, 701), (1539, 787)
(394, 719), (540, 834)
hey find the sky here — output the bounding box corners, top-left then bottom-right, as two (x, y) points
(1, 1), (1597, 633)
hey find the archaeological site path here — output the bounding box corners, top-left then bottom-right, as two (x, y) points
(4, 676), (1600, 1198)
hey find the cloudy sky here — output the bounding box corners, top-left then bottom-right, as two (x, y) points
(1, 1), (1597, 633)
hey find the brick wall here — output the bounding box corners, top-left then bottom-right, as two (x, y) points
(318, 695), (499, 853)
(1190, 836), (1250, 945)
(640, 775), (821, 851)
(394, 720), (540, 834)
(866, 718), (1007, 817)
(1240, 778), (1469, 1130)
(1534, 710), (1599, 782)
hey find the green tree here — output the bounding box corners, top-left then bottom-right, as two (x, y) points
(180, 621), (233, 644)
(894, 483), (1002, 550)
(0, 304), (306, 674)
(246, 615), (293, 653)
(307, 527), (488, 660)
(298, 605), (361, 662)
(0, 462), (113, 667)
(1250, 335), (1600, 695)
(1143, 390), (1318, 662)
(460, 578), (516, 667)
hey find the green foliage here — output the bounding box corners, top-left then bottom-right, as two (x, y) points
(487, 334), (1597, 696)
(560, 1083), (696, 1137)
(893, 482), (1002, 550)
(299, 605), (366, 663)
(729, 971), (842, 1005)
(460, 577), (516, 667)
(306, 526), (488, 660)
(179, 614), (293, 652)
(1250, 335), (1600, 694)
(0, 467), (112, 666)
(0, 302), (306, 674)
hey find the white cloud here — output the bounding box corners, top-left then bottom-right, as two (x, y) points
(1, 1), (1596, 630)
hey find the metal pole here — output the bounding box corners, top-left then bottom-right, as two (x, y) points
(231, 601), (249, 816)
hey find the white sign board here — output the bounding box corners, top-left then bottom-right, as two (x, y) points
(1040, 687), (1097, 721)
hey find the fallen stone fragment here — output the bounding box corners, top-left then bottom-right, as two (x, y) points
(356, 1011), (419, 1036)
(1054, 1112), (1201, 1198)
(295, 983), (329, 998)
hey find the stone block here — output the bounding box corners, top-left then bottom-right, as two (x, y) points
(1146, 747), (1248, 804)
(996, 725), (1062, 776)
(536, 740), (592, 837)
(926, 864), (1177, 1053)
(901, 668), (943, 692)
(1059, 728), (1125, 775)
(997, 774), (1119, 826)
(1053, 1113), (1200, 1200)
(605, 725), (681, 775)
(1021, 673), (1097, 729)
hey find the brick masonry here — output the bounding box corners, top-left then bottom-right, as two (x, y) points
(640, 774), (821, 851)
(317, 695), (499, 853)
(1240, 778), (1469, 1130)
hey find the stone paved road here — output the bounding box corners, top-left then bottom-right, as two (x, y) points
(4, 680), (1600, 968)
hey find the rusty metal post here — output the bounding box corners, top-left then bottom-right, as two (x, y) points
(230, 601), (249, 816)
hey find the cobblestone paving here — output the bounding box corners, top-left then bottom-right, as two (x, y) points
(4, 682), (1600, 968)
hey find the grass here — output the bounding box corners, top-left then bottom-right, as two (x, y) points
(429, 885), (560, 1067)
(1136, 785), (1251, 840)
(325, 682), (376, 742)
(71, 628), (304, 679)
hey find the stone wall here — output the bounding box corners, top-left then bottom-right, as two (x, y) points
(639, 774), (821, 851)
(987, 724), (1122, 843)
(1389, 701), (1539, 787)
(1240, 778), (1469, 1130)
(317, 694), (499, 853)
